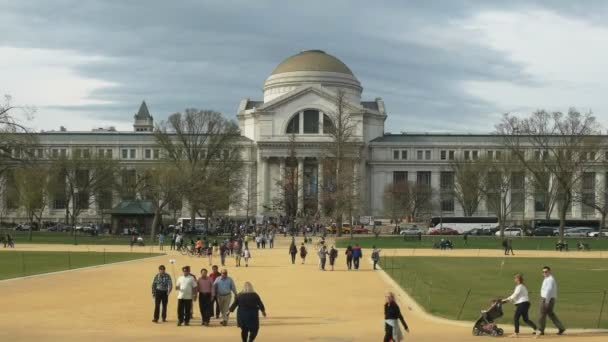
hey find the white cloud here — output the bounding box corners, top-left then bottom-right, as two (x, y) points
(461, 9), (608, 125)
(0, 47), (119, 130)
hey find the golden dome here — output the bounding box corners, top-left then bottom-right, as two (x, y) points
(270, 50), (354, 76)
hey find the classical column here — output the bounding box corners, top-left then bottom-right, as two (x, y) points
(297, 157), (304, 212)
(596, 172), (606, 220)
(317, 158), (324, 216)
(257, 156), (268, 215)
(279, 157), (286, 188)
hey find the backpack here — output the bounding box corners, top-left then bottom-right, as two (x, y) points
(371, 251), (379, 261)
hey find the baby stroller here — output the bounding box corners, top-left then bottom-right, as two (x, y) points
(472, 299), (504, 337)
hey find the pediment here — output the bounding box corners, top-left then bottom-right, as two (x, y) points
(256, 85), (367, 113)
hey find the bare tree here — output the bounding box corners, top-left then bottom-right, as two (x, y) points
(49, 152), (119, 239)
(270, 133), (299, 230)
(0, 95), (37, 176)
(13, 164), (50, 240)
(383, 181), (433, 227)
(154, 109), (243, 232)
(322, 90), (362, 236)
(450, 158), (486, 216)
(496, 109), (605, 238)
(138, 164), (183, 239)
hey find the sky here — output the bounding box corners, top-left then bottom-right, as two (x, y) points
(1, 0), (608, 133)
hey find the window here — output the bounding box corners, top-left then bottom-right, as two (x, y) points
(496, 150), (503, 160)
(153, 149), (160, 159)
(416, 171), (431, 187)
(448, 150), (454, 160)
(440, 171), (454, 212)
(401, 150), (407, 160)
(582, 172), (596, 216)
(511, 172), (525, 213)
(464, 150), (470, 160)
(52, 149), (59, 158)
(106, 149), (112, 158)
(36, 149), (43, 158)
(286, 114), (299, 134)
(60, 149), (67, 157)
(98, 190), (113, 210)
(323, 114), (334, 134)
(441, 150), (446, 160)
(303, 110), (319, 134)
(122, 149), (128, 159)
(487, 151), (494, 160)
(472, 150), (478, 160)
(145, 149), (151, 159)
(393, 150), (399, 160)
(393, 171), (407, 184)
(425, 150), (431, 160)
(130, 149), (136, 159)
(417, 150), (423, 160)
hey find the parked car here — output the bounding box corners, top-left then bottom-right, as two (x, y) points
(531, 226), (556, 236)
(400, 227), (425, 236)
(463, 227), (494, 236)
(48, 223), (71, 232)
(327, 223), (351, 234)
(429, 227), (459, 235)
(588, 230), (608, 237)
(564, 227), (595, 237)
(14, 224), (36, 231)
(352, 226), (370, 234)
(495, 228), (523, 237)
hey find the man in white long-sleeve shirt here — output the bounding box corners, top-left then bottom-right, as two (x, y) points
(538, 266), (565, 336)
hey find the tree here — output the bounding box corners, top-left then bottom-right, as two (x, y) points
(138, 164), (183, 239)
(14, 164), (50, 240)
(270, 133), (299, 231)
(450, 158), (486, 216)
(496, 109), (605, 238)
(383, 181), (433, 228)
(322, 90), (362, 236)
(0, 95), (38, 179)
(154, 109), (243, 232)
(480, 157), (526, 237)
(49, 152), (119, 241)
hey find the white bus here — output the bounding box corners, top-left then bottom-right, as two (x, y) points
(429, 216), (498, 234)
(177, 217), (207, 230)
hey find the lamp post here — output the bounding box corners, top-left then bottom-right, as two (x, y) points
(73, 187), (78, 245)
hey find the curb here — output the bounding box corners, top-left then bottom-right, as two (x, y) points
(370, 254), (608, 335)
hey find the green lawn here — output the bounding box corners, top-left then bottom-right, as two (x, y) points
(0, 251), (162, 280)
(1, 231), (229, 245)
(335, 235), (608, 251)
(382, 256), (608, 329)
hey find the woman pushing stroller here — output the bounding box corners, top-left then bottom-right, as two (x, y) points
(502, 273), (538, 338)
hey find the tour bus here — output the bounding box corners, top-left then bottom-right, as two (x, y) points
(176, 217), (207, 231)
(429, 216), (499, 234)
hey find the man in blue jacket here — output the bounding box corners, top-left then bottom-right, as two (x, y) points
(352, 244), (363, 270)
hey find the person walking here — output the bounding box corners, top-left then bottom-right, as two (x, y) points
(229, 282), (267, 342)
(502, 238), (509, 255)
(502, 273), (538, 337)
(151, 265), (172, 323)
(345, 245), (353, 270)
(197, 268), (215, 326)
(538, 266), (565, 336)
(243, 247), (251, 267)
(329, 245), (338, 271)
(213, 268), (238, 326)
(318, 245), (328, 271)
(220, 243), (228, 266)
(505, 238), (515, 255)
(255, 234), (261, 249)
(371, 246), (382, 270)
(170, 231), (177, 250)
(352, 244), (363, 270)
(209, 265), (222, 319)
(175, 232), (183, 249)
(261, 234), (267, 249)
(289, 242), (298, 264)
(269, 231), (275, 248)
(158, 232), (165, 251)
(235, 242), (243, 267)
(175, 266), (197, 326)
(299, 243), (307, 264)
(384, 292), (409, 342)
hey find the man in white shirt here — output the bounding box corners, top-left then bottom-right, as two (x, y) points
(538, 266), (565, 336)
(175, 266), (197, 326)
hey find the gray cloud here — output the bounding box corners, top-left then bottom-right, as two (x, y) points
(1, 0), (607, 132)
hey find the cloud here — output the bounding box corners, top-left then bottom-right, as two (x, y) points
(1, 1), (608, 132)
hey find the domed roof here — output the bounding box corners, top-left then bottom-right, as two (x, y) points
(270, 50), (354, 76)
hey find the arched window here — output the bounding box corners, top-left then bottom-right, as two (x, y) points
(286, 110), (334, 134)
(286, 115), (299, 134)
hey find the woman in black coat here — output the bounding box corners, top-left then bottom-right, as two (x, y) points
(229, 282), (267, 342)
(384, 292), (409, 342)
(289, 242), (298, 264)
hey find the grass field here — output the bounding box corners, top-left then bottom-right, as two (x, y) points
(382, 256), (608, 329)
(335, 235), (608, 250)
(0, 251), (162, 280)
(1, 230), (229, 245)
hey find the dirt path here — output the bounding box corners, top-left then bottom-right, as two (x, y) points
(0, 238), (606, 341)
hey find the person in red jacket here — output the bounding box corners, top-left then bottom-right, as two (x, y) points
(209, 265), (221, 319)
(351, 244), (363, 270)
